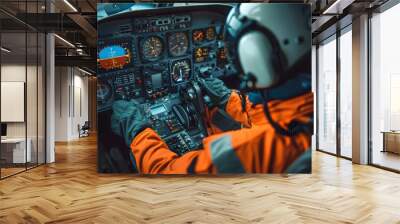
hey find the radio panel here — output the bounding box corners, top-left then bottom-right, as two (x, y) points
(142, 62), (171, 99)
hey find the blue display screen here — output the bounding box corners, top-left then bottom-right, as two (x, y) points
(99, 45), (126, 60)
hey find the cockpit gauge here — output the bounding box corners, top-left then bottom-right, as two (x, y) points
(97, 80), (112, 102)
(217, 47), (228, 67)
(98, 45), (131, 71)
(192, 30), (205, 43)
(206, 27), (216, 40)
(194, 47), (209, 63)
(141, 36), (164, 61)
(171, 59), (191, 83)
(168, 32), (189, 57)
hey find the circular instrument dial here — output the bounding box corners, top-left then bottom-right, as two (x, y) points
(168, 32), (189, 57)
(206, 27), (216, 40)
(97, 80), (112, 102)
(142, 36), (163, 61)
(171, 59), (191, 83)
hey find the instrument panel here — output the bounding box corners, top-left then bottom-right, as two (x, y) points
(97, 6), (236, 112)
(97, 5), (235, 158)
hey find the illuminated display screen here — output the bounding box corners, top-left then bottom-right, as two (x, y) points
(192, 30), (205, 43)
(151, 73), (162, 89)
(217, 47), (228, 67)
(150, 104), (167, 115)
(192, 27), (215, 43)
(205, 27), (216, 40)
(99, 45), (126, 59)
(194, 47), (209, 63)
(97, 39), (132, 71)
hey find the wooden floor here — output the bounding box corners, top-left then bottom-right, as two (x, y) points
(1, 167), (26, 178)
(0, 135), (400, 223)
(372, 150), (400, 171)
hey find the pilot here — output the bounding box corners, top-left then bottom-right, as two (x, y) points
(111, 3), (313, 174)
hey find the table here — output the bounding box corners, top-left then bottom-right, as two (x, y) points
(1, 138), (31, 164)
(381, 131), (400, 154)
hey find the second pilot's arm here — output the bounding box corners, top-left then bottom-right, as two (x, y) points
(200, 77), (277, 132)
(200, 77), (252, 133)
(111, 91), (312, 174)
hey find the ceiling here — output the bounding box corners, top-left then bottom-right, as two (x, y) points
(0, 0), (393, 74)
(0, 0), (97, 73)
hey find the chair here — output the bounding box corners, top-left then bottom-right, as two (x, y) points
(79, 121), (90, 138)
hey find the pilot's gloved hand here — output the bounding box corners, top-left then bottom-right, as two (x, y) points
(199, 77), (231, 109)
(111, 100), (151, 146)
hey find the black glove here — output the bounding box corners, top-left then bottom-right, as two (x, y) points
(199, 77), (231, 109)
(111, 100), (151, 146)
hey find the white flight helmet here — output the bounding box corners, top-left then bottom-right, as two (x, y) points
(225, 3), (311, 89)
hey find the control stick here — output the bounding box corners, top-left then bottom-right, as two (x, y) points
(179, 81), (209, 136)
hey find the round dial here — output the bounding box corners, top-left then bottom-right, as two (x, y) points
(168, 32), (189, 57)
(142, 36), (163, 61)
(97, 80), (112, 102)
(171, 59), (190, 83)
(206, 27), (216, 40)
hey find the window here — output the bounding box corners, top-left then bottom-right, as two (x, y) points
(0, 0), (47, 179)
(339, 28), (352, 158)
(370, 3), (400, 171)
(317, 36), (337, 154)
(312, 46), (317, 150)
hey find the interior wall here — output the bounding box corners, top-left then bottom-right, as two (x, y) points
(88, 77), (97, 132)
(1, 62), (45, 166)
(1, 64), (35, 138)
(55, 66), (69, 141)
(55, 67), (89, 141)
(72, 72), (89, 138)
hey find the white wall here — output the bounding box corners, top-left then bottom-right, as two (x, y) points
(55, 67), (69, 141)
(1, 64), (42, 138)
(72, 73), (89, 138)
(1, 64), (26, 138)
(54, 67), (89, 141)
(1, 63), (46, 164)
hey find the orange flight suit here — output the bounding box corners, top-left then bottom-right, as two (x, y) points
(205, 91), (251, 134)
(130, 91), (313, 174)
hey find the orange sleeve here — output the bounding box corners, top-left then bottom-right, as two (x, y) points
(209, 126), (311, 173)
(225, 91), (251, 126)
(132, 126), (310, 174)
(243, 92), (315, 127)
(131, 92), (313, 174)
(131, 128), (215, 174)
(207, 91), (252, 134)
